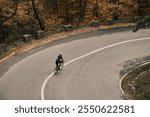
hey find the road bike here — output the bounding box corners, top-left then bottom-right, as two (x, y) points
(54, 61), (64, 75)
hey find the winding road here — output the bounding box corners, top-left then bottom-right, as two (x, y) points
(0, 28), (150, 100)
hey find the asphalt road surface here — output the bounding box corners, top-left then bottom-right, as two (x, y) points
(0, 28), (150, 100)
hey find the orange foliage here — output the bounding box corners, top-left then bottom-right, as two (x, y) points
(0, 0), (149, 30)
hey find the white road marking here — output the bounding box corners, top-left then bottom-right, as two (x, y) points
(41, 37), (150, 100)
(0, 52), (15, 63)
(119, 61), (150, 100)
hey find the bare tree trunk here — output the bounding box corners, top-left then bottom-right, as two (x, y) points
(93, 0), (99, 18)
(31, 0), (45, 31)
(79, 0), (86, 22)
(137, 0), (147, 16)
(64, 0), (69, 24)
(52, 0), (58, 15)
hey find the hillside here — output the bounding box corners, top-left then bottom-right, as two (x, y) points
(0, 0), (150, 55)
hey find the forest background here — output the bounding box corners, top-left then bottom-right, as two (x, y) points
(0, 0), (150, 54)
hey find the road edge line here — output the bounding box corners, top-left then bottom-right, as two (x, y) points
(0, 52), (15, 63)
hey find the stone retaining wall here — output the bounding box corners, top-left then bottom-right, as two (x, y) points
(121, 62), (150, 99)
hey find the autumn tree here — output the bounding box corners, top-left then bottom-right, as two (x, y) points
(0, 0), (19, 42)
(0, 0), (18, 28)
(51, 0), (58, 15)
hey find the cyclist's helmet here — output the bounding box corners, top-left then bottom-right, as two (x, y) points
(59, 53), (62, 56)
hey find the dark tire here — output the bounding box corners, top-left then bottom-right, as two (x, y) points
(54, 67), (58, 75)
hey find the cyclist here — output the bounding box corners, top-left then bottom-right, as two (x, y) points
(55, 53), (64, 70)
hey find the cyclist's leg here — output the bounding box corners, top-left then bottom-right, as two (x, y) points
(55, 61), (59, 69)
